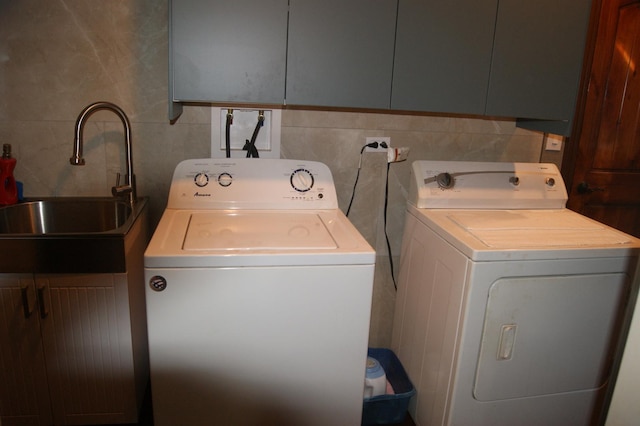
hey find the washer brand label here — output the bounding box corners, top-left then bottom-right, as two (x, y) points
(149, 276), (167, 292)
(193, 192), (211, 197)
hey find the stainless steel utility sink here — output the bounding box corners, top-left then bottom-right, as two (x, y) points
(0, 197), (148, 274)
(0, 198), (133, 234)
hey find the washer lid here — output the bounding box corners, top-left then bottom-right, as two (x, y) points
(144, 208), (375, 268)
(183, 211), (337, 251)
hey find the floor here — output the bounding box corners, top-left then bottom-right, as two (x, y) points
(113, 385), (416, 426)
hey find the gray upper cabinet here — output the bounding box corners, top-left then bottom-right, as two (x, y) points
(286, 0), (397, 109)
(169, 0), (591, 135)
(391, 0), (591, 135)
(391, 0), (498, 115)
(170, 0), (288, 104)
(486, 0), (591, 126)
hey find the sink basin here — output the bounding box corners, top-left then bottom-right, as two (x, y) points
(0, 198), (132, 234)
(0, 197), (148, 274)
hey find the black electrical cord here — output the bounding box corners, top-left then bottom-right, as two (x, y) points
(346, 140), (389, 216)
(384, 162), (397, 290)
(225, 110), (233, 158)
(346, 140), (396, 289)
(346, 142), (379, 216)
(244, 112), (264, 158)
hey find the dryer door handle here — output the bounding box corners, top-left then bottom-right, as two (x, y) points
(497, 324), (517, 360)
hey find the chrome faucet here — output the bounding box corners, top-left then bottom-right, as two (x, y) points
(70, 101), (137, 206)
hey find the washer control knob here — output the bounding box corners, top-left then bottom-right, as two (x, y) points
(194, 173), (209, 187)
(218, 172), (233, 187)
(436, 172), (454, 189)
(290, 169), (314, 192)
(509, 176), (520, 186)
(545, 177), (556, 187)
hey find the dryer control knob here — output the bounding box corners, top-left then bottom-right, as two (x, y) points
(436, 172), (454, 189)
(545, 177), (556, 187)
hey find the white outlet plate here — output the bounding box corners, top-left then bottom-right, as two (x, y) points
(545, 134), (563, 151)
(364, 136), (391, 152)
(211, 107), (281, 158)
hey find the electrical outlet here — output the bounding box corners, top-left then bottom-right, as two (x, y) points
(545, 134), (563, 151)
(211, 107), (282, 158)
(364, 136), (391, 152)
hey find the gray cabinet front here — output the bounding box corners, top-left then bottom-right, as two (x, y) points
(286, 0), (397, 109)
(171, 0), (288, 104)
(169, 0), (591, 136)
(391, 0), (498, 115)
(486, 0), (591, 122)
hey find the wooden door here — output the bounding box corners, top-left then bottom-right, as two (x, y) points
(565, 0), (640, 238)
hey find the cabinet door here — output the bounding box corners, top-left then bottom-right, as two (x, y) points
(171, 0), (288, 103)
(391, 0), (497, 115)
(486, 0), (592, 122)
(286, 0), (397, 109)
(37, 274), (137, 425)
(0, 274), (52, 426)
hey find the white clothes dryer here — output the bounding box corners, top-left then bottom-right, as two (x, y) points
(391, 161), (640, 426)
(144, 158), (375, 426)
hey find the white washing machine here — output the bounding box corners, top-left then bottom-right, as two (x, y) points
(144, 158), (375, 426)
(391, 161), (640, 426)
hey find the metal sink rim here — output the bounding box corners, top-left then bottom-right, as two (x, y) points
(0, 197), (148, 237)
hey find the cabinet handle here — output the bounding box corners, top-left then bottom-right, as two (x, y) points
(37, 286), (49, 319)
(21, 285), (34, 319)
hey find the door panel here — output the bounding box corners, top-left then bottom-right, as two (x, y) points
(566, 0), (640, 238)
(474, 274), (627, 401)
(0, 275), (51, 426)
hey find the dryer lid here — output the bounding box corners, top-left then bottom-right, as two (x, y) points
(449, 210), (633, 248)
(183, 211), (337, 251)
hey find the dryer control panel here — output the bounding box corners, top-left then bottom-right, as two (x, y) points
(409, 161), (568, 209)
(166, 158), (339, 210)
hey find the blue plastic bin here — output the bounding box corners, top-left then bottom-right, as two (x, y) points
(362, 348), (416, 425)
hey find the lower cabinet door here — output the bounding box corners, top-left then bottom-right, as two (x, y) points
(38, 273), (138, 425)
(0, 274), (52, 426)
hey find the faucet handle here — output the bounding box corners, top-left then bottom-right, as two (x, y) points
(112, 172), (132, 198)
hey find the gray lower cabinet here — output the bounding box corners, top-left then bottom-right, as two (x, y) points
(0, 275), (52, 425)
(0, 272), (148, 426)
(286, 0), (397, 109)
(391, 0), (498, 115)
(0, 213), (149, 426)
(170, 0), (289, 104)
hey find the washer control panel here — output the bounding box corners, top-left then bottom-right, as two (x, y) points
(409, 161), (568, 209)
(167, 158), (338, 210)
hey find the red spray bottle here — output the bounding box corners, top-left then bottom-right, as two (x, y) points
(0, 143), (18, 205)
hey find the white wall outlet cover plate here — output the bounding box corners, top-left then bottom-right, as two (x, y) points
(211, 107), (281, 158)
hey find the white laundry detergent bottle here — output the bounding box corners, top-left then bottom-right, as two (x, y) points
(364, 356), (387, 399)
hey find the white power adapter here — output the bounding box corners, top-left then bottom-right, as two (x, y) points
(387, 147), (410, 163)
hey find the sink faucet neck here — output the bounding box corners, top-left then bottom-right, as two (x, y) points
(70, 101), (136, 206)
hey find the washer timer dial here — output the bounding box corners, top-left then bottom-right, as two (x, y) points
(290, 169), (314, 192)
(194, 172), (209, 187)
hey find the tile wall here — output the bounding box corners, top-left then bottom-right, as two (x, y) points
(0, 0), (563, 346)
